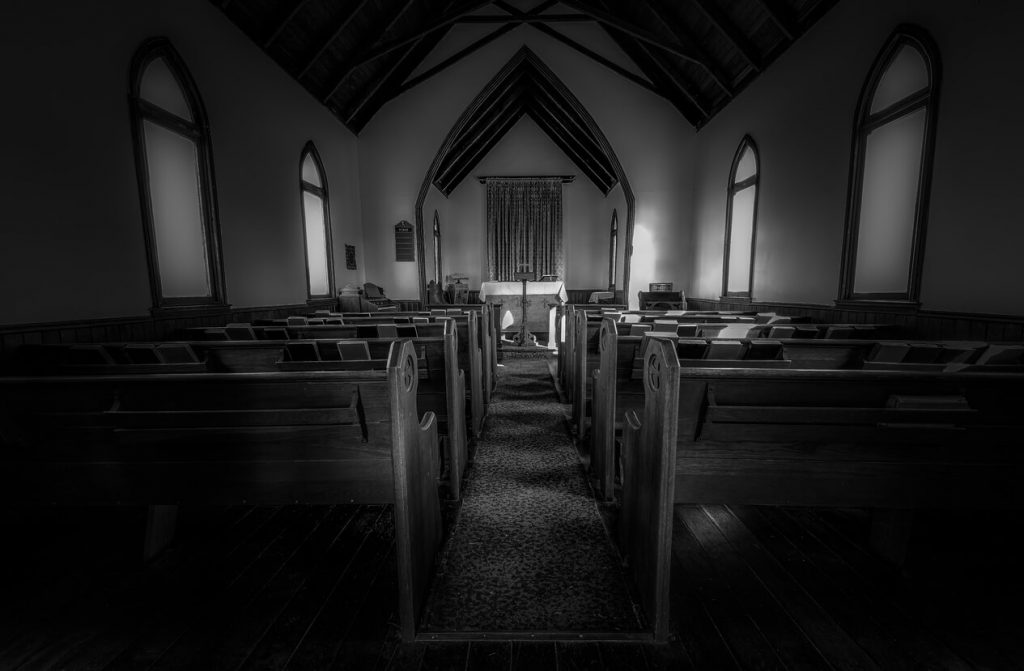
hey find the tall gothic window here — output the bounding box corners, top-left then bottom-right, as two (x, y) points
(839, 26), (940, 303)
(300, 142), (334, 299)
(723, 136), (759, 298)
(129, 38), (225, 311)
(608, 209), (618, 289)
(432, 210), (442, 285)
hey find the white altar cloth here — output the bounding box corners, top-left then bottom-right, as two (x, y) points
(478, 281), (566, 348)
(478, 280), (568, 302)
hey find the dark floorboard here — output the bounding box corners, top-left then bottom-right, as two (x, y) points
(1, 502), (1021, 671)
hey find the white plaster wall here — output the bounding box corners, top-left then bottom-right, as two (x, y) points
(688, 0), (1024, 315)
(358, 23), (695, 301)
(0, 0), (362, 325)
(442, 117), (607, 290)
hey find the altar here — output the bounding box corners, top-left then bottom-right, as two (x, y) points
(479, 280), (567, 348)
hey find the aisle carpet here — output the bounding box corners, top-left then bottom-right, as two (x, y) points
(421, 356), (644, 634)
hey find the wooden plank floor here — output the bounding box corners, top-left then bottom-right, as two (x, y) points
(0, 503), (1020, 670)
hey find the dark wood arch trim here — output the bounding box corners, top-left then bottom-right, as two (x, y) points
(837, 24), (942, 305)
(299, 140), (336, 300)
(128, 37), (227, 313)
(722, 134), (760, 299)
(413, 46), (636, 305)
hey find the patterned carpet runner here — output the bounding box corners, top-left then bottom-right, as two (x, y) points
(421, 355), (643, 634)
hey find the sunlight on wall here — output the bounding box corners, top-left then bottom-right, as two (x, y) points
(629, 225), (656, 310)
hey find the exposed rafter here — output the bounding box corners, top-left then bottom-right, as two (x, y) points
(754, 0), (799, 40)
(262, 0), (314, 49)
(213, 0), (838, 133)
(321, 0), (419, 102)
(644, 0), (733, 97)
(690, 0), (763, 72)
(297, 0), (370, 79)
(346, 0), (461, 129)
(397, 23), (517, 95)
(341, 0), (495, 75)
(558, 0), (708, 68)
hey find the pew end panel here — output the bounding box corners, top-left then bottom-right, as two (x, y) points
(619, 337), (686, 641)
(387, 340), (444, 641)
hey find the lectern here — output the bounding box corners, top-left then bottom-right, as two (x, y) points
(512, 270), (537, 346)
(479, 279), (568, 348)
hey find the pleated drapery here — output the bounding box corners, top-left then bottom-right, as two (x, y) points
(486, 178), (564, 281)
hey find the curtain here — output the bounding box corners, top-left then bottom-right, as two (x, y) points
(486, 178), (564, 281)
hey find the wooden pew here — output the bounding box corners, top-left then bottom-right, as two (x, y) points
(591, 328), (998, 500)
(620, 336), (1024, 640)
(13, 325), (472, 500)
(591, 321), (793, 499)
(0, 340), (442, 641)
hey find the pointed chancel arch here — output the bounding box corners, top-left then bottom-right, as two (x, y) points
(129, 37), (226, 312)
(839, 26), (941, 304)
(415, 47), (635, 303)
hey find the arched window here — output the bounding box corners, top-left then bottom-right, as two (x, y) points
(608, 209), (618, 289)
(723, 136), (759, 298)
(432, 210), (442, 285)
(839, 26), (940, 303)
(300, 142), (334, 298)
(129, 38), (225, 310)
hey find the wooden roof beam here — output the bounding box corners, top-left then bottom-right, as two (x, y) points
(345, 4), (459, 130)
(262, 0), (314, 49)
(690, 0), (763, 72)
(601, 27), (707, 127)
(340, 0), (495, 75)
(298, 0), (371, 79)
(753, 0), (799, 40)
(321, 0), (419, 102)
(531, 23), (658, 96)
(527, 103), (615, 188)
(643, 0), (733, 98)
(458, 13), (589, 23)
(437, 105), (527, 194)
(397, 23), (518, 95)
(557, 0), (708, 68)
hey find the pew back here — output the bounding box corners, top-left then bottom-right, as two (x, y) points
(621, 336), (1024, 640)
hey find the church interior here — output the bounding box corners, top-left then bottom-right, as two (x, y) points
(2, 0), (1023, 669)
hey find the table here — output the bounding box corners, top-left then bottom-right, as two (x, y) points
(479, 281), (567, 348)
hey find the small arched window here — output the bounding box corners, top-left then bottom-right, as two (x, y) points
(608, 209), (618, 289)
(300, 142), (334, 298)
(723, 136), (759, 298)
(432, 210), (442, 285)
(839, 26), (940, 303)
(129, 38), (225, 310)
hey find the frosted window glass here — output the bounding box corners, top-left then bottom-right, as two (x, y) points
(853, 107), (926, 294)
(734, 146), (757, 183)
(727, 186), (756, 293)
(870, 45), (928, 114)
(301, 154), (322, 187)
(143, 121), (210, 297)
(140, 57), (193, 121)
(303, 191), (330, 296)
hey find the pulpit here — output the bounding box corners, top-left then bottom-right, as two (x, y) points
(479, 280), (567, 348)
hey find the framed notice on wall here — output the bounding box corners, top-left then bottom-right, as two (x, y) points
(345, 244), (357, 270)
(395, 221), (415, 262)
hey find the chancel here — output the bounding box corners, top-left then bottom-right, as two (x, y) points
(3, 1), (1024, 668)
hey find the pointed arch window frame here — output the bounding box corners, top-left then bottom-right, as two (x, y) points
(722, 135), (760, 299)
(128, 37), (227, 313)
(838, 26), (941, 306)
(432, 211), (442, 286)
(608, 209), (619, 290)
(299, 141), (336, 300)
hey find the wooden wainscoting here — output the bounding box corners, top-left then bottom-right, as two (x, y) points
(0, 299), (338, 364)
(687, 297), (1024, 342)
